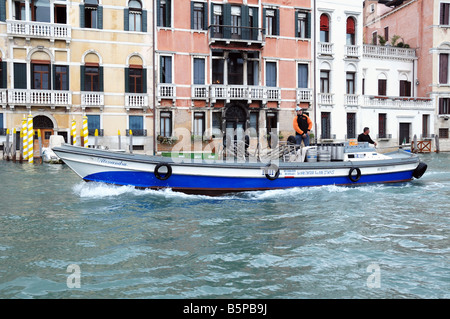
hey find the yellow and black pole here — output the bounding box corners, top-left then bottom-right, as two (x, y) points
(22, 116), (28, 161)
(83, 116), (88, 147)
(71, 119), (77, 146)
(27, 114), (33, 164)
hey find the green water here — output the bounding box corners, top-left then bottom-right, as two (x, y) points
(0, 153), (448, 298)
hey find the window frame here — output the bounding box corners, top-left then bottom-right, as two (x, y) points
(160, 111), (172, 137)
(31, 61), (51, 90)
(54, 65), (69, 91)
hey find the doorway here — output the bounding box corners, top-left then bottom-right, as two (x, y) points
(33, 115), (54, 149)
(399, 122), (411, 145)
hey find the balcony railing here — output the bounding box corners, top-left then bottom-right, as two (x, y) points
(0, 89), (7, 106)
(209, 85), (280, 105)
(191, 85), (209, 100)
(81, 92), (104, 109)
(345, 94), (360, 106)
(125, 93), (148, 110)
(318, 93), (334, 105)
(7, 20), (71, 42)
(318, 42), (334, 55)
(363, 44), (416, 60)
(157, 84), (176, 101)
(7, 89), (71, 109)
(209, 25), (265, 46)
(345, 45), (360, 57)
(297, 88), (313, 103)
(126, 129), (147, 137)
(362, 96), (433, 109)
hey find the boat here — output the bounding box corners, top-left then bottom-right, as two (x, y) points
(42, 135), (65, 164)
(52, 140), (427, 196)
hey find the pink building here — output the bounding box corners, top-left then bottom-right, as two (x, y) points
(364, 0), (450, 151)
(154, 0), (312, 152)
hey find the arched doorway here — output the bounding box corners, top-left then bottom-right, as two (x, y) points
(33, 115), (54, 148)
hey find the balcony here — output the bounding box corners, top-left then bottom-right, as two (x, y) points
(81, 92), (104, 110)
(318, 42), (334, 56)
(157, 84), (176, 102)
(209, 85), (280, 105)
(126, 129), (147, 137)
(0, 89), (7, 108)
(7, 20), (71, 42)
(209, 25), (265, 47)
(363, 44), (416, 61)
(318, 93), (334, 106)
(345, 45), (360, 58)
(7, 89), (71, 109)
(345, 94), (360, 107)
(296, 89), (313, 103)
(362, 96), (433, 109)
(125, 93), (149, 111)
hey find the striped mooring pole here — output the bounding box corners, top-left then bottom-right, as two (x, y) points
(22, 116), (28, 161)
(27, 114), (33, 164)
(82, 116), (88, 147)
(71, 119), (77, 146)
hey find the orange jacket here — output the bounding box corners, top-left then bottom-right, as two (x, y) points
(293, 114), (313, 135)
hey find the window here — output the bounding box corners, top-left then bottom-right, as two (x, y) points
(422, 114), (429, 138)
(0, 61), (6, 89)
(346, 17), (356, 45)
(82, 64), (103, 92)
(127, 0), (143, 32)
(320, 70), (330, 93)
(372, 31), (378, 45)
(81, 0), (101, 29)
(320, 14), (329, 42)
(212, 58), (224, 84)
(249, 112), (259, 137)
(212, 5), (223, 36)
(439, 98), (450, 114)
(378, 79), (387, 96)
(298, 64), (308, 88)
(231, 6), (242, 38)
(126, 66), (145, 93)
(32, 63), (50, 90)
(247, 56), (259, 86)
(321, 112), (331, 139)
(160, 56), (172, 84)
(157, 0), (171, 28)
(440, 3), (450, 25)
(399, 80), (411, 97)
(13, 0), (27, 20)
(193, 112), (205, 137)
(378, 113), (387, 138)
(191, 2), (206, 30)
(87, 115), (101, 136)
(346, 72), (355, 94)
(193, 58), (205, 85)
(439, 128), (449, 138)
(384, 26), (389, 42)
(129, 115), (145, 136)
(265, 8), (279, 36)
(54, 4), (67, 24)
(347, 113), (356, 139)
(14, 63), (27, 89)
(439, 53), (449, 84)
(266, 62), (277, 87)
(212, 112), (222, 137)
(296, 11), (310, 38)
(160, 111), (172, 137)
(32, 0), (50, 22)
(228, 53), (244, 85)
(54, 65), (69, 90)
(362, 78), (365, 95)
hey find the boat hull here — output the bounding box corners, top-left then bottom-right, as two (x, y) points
(53, 144), (424, 195)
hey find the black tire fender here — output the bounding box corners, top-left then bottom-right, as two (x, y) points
(348, 167), (361, 182)
(412, 162), (427, 179)
(154, 163), (172, 180)
(265, 163), (280, 181)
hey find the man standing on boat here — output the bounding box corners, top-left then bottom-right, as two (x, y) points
(293, 106), (313, 146)
(358, 127), (377, 147)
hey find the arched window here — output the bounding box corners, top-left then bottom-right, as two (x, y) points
(346, 17), (356, 45)
(128, 0), (142, 32)
(320, 14), (329, 42)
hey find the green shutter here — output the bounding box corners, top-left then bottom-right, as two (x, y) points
(156, 0), (161, 26)
(0, 0), (6, 22)
(306, 12), (311, 39)
(210, 2), (214, 37)
(80, 65), (85, 91)
(242, 5), (249, 40)
(190, 2), (194, 29)
(166, 0), (171, 27)
(99, 66), (104, 92)
(142, 10), (147, 32)
(66, 65), (70, 91)
(1, 62), (7, 89)
(142, 68), (147, 94)
(79, 4), (85, 28)
(14, 63), (27, 89)
(275, 9), (280, 36)
(124, 68), (129, 93)
(203, 3), (208, 31)
(124, 8), (129, 31)
(295, 11), (298, 38)
(251, 7), (258, 40)
(97, 6), (103, 29)
(52, 65), (56, 90)
(223, 3), (231, 38)
(263, 8), (266, 35)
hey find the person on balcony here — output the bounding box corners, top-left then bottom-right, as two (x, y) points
(358, 127), (377, 147)
(293, 106), (312, 146)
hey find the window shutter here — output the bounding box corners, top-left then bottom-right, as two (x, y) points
(210, 2), (214, 37)
(52, 65), (56, 90)
(142, 68), (147, 93)
(124, 68), (129, 93)
(157, 0), (161, 26)
(251, 7), (258, 40)
(275, 8), (280, 36)
(306, 12), (311, 38)
(80, 65), (85, 91)
(263, 8), (266, 35)
(190, 2), (194, 29)
(241, 5), (249, 40)
(65, 65), (70, 91)
(142, 10), (147, 32)
(79, 4), (85, 28)
(0, 0), (6, 21)
(166, 0), (171, 27)
(97, 6), (103, 29)
(1, 62), (7, 89)
(439, 53), (448, 84)
(99, 66), (104, 92)
(14, 63), (27, 89)
(440, 3), (449, 25)
(295, 11), (299, 37)
(194, 59), (205, 85)
(223, 3), (231, 38)
(124, 8), (129, 31)
(203, 4), (208, 31)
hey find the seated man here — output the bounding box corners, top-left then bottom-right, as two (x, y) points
(357, 127), (377, 147)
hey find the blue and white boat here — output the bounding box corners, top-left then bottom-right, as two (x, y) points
(53, 142), (427, 196)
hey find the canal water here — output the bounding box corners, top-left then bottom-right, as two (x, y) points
(0, 153), (448, 299)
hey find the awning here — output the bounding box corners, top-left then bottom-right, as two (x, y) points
(320, 14), (329, 31)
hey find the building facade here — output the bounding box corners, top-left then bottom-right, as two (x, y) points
(0, 0), (153, 152)
(364, 0), (450, 151)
